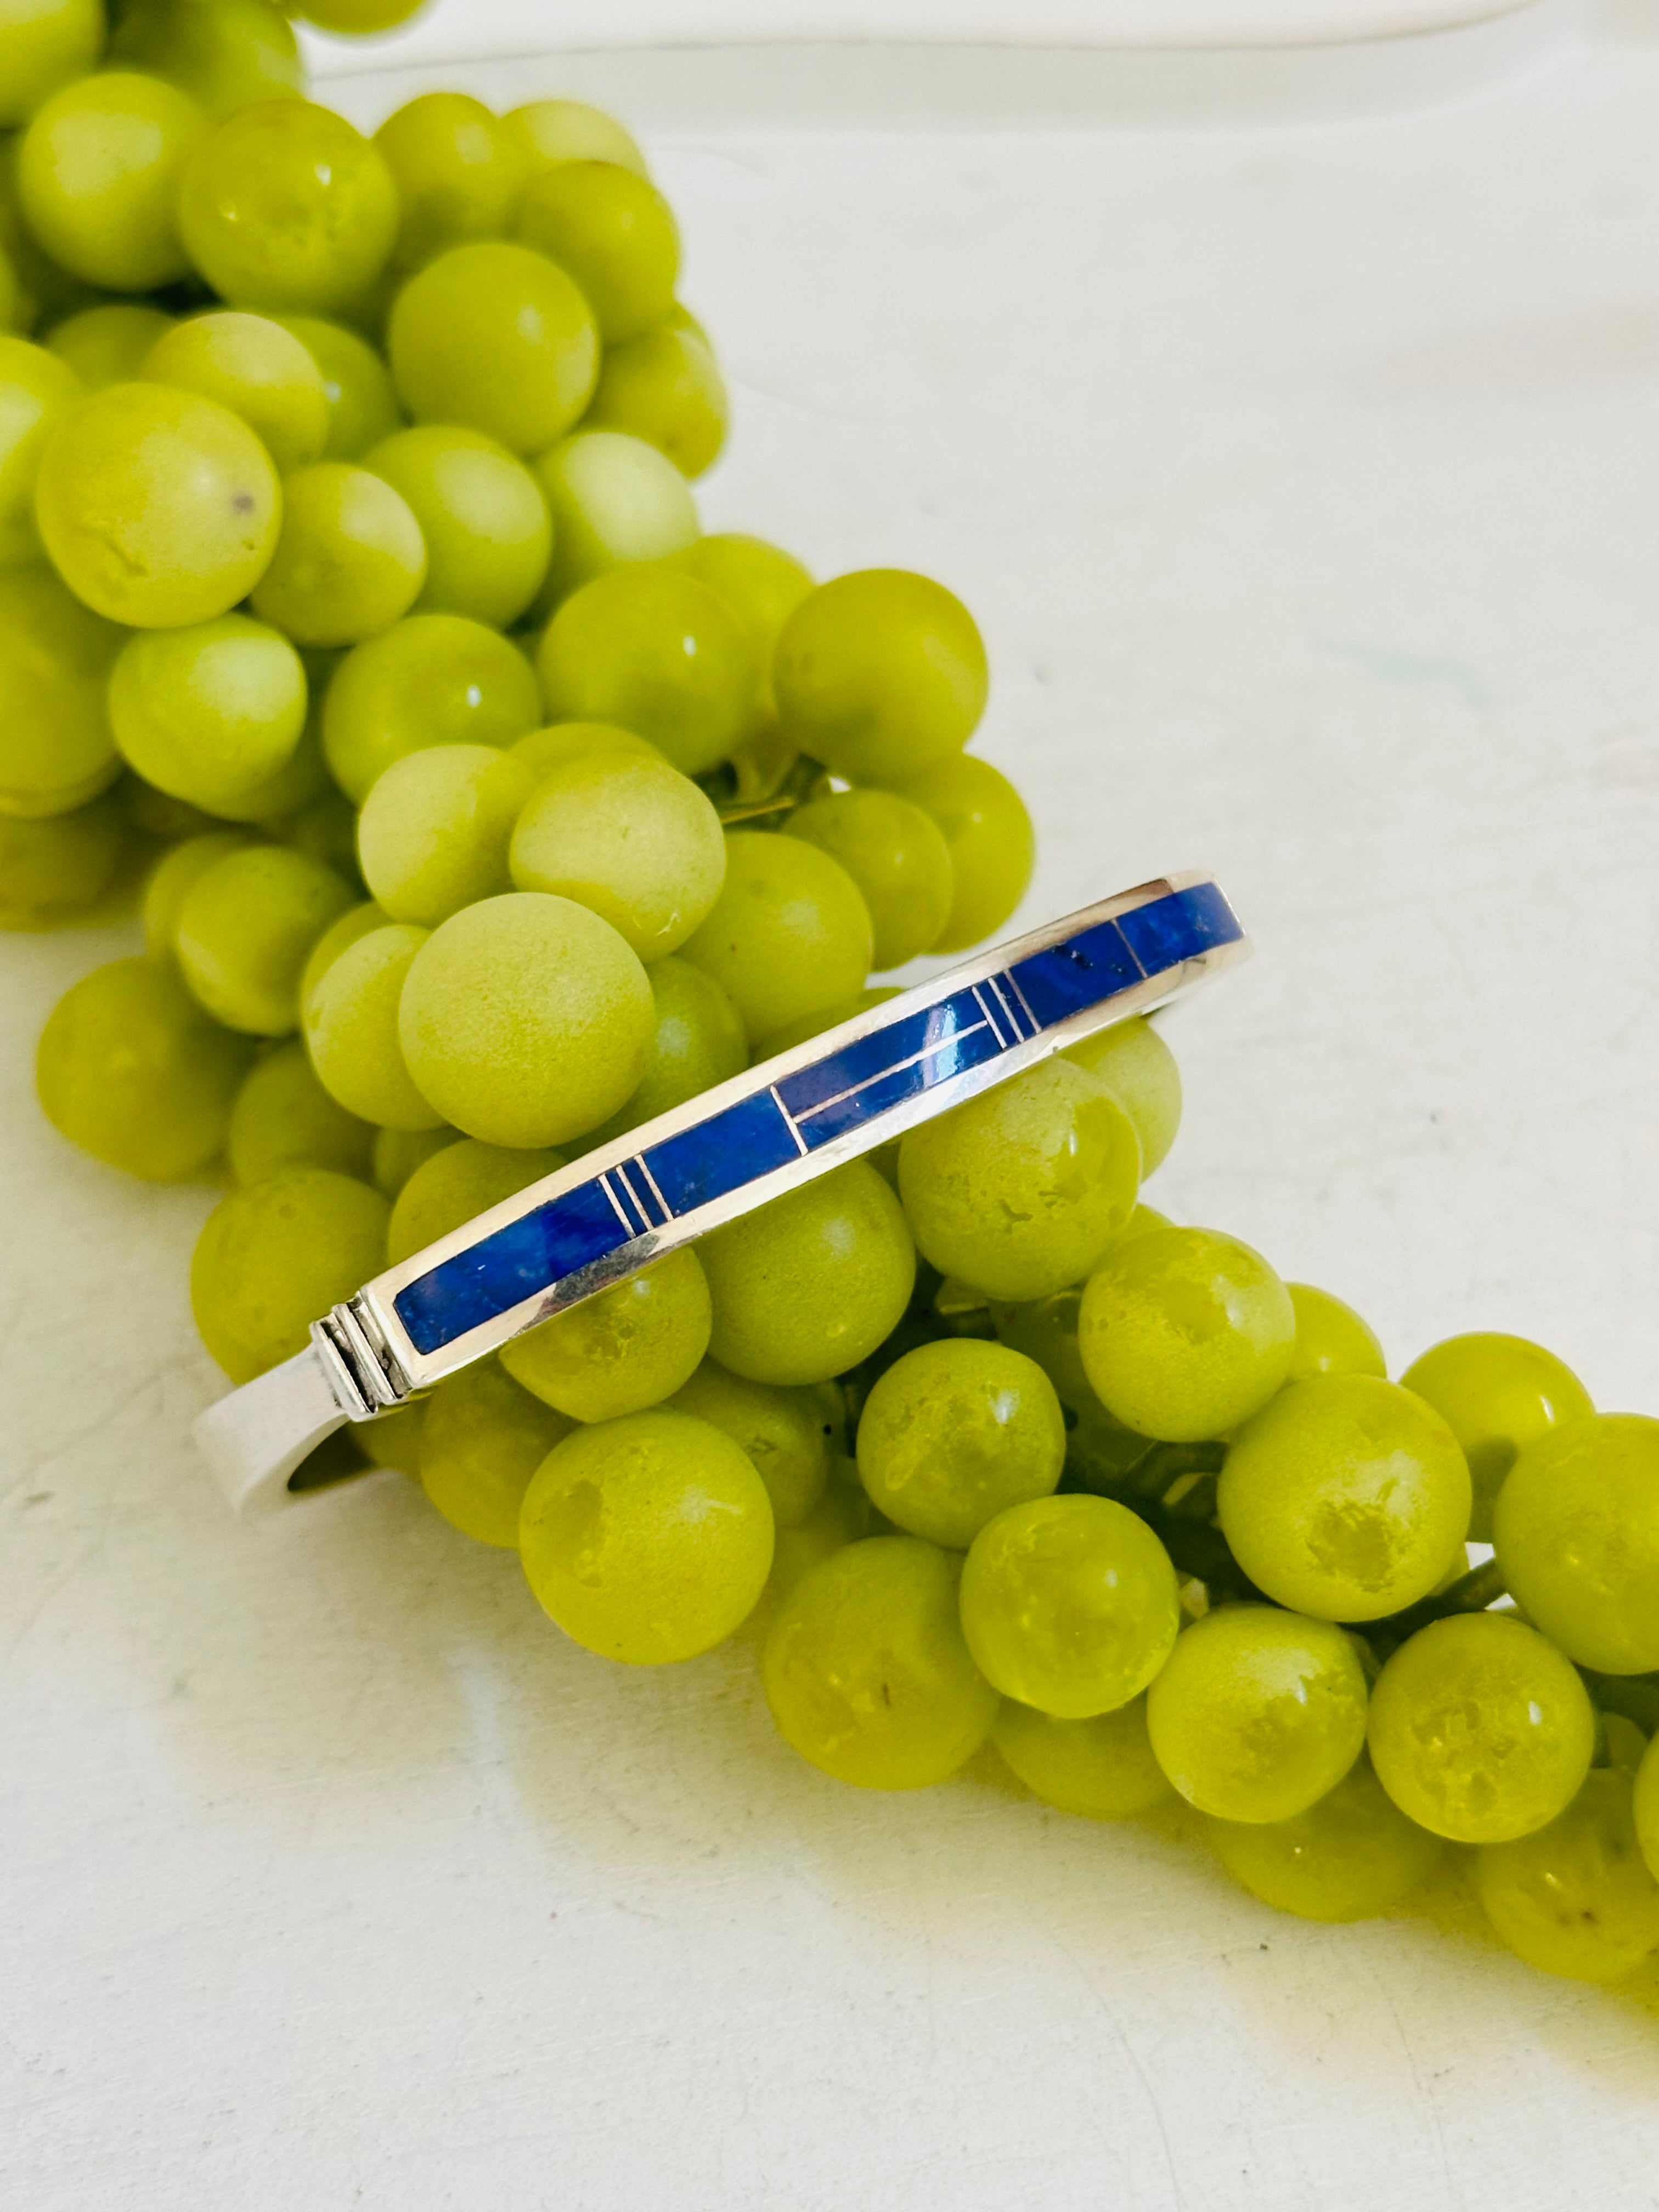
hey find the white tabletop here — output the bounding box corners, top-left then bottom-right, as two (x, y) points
(4, 21), (1658, 2211)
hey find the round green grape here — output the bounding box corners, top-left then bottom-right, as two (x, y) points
(142, 310), (328, 471)
(856, 1339), (1065, 1550)
(249, 461), (426, 648)
(520, 1408), (774, 1664)
(321, 611), (542, 802)
(679, 830), (870, 1042)
(579, 953), (747, 1146)
(227, 1037), (374, 1184)
(675, 532), (813, 667)
(0, 565), (123, 816)
(0, 789), (125, 927)
(419, 1358), (573, 1549)
(178, 99), (398, 315)
(296, 894), (386, 1015)
(0, 243), (18, 334)
(992, 1694), (1174, 1821)
(398, 890), (653, 1147)
(501, 1248), (712, 1424)
(510, 720), (665, 779)
(18, 71), (203, 291)
(1475, 1768), (1659, 1983)
(1366, 1611), (1595, 1844)
(897, 753), (1034, 953)
(302, 919), (443, 1129)
(1205, 1756), (1445, 1923)
(142, 830), (252, 955)
(108, 0), (304, 120)
(176, 842), (352, 1035)
(531, 429), (698, 611)
(109, 614), (308, 819)
(0, 0), (105, 129)
(665, 1359), (837, 1530)
(365, 424), (550, 629)
(123, 775), (221, 844)
(370, 1121), (456, 1198)
(900, 1059), (1140, 1305)
(268, 778), (359, 871)
(374, 92), (523, 272)
(988, 1285), (1100, 1415)
(1402, 1331), (1594, 1545)
(1063, 1015), (1181, 1178)
(1218, 1375), (1473, 1623)
(272, 313), (403, 460)
(959, 1493), (1178, 1719)
(0, 332), (82, 565)
(191, 1165), (390, 1381)
(783, 788), (953, 972)
(584, 315), (727, 480)
(1634, 1733), (1659, 1883)
(357, 742), (537, 928)
(699, 1160), (915, 1386)
(753, 1476), (872, 1629)
(388, 240), (599, 456)
(386, 1136), (564, 1267)
(1493, 1414), (1659, 1675)
(503, 97), (647, 180)
(515, 159), (678, 343)
(0, 128), (86, 329)
(1286, 1282), (1387, 1384)
(761, 1535), (996, 1789)
(43, 302), (176, 388)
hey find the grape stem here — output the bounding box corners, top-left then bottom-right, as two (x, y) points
(1369, 1555), (1510, 1655)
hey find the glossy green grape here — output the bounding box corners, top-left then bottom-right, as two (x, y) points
(1079, 1227), (1293, 1442)
(748, 985), (899, 1066)
(273, 313), (403, 460)
(0, 788), (124, 927)
(370, 1121), (457, 1198)
(296, 0), (426, 27)
(959, 1493), (1178, 1719)
(783, 789), (953, 972)
(37, 953), (253, 1178)
(0, 565), (122, 816)
(509, 751), (726, 962)
(699, 1160), (916, 1386)
(302, 919), (444, 1130)
(1493, 1414), (1659, 1674)
(357, 742), (537, 928)
(388, 240), (599, 456)
(108, 0), (304, 120)
(249, 462), (426, 648)
(856, 1340), (1065, 1550)
(1475, 1768), (1659, 1983)
(510, 720), (665, 778)
(531, 429), (698, 610)
(901, 1060), (1140, 1305)
(992, 1694), (1174, 1821)
(142, 830), (251, 954)
(18, 71), (203, 291)
(365, 425), (550, 628)
(374, 92), (523, 273)
(580, 953), (747, 1146)
(178, 100), (398, 315)
(109, 615), (308, 819)
(1286, 1283), (1387, 1384)
(761, 1535), (997, 1788)
(502, 98), (648, 182)
(227, 1037), (374, 1184)
(322, 612), (543, 803)
(897, 754), (1034, 953)
(520, 1408), (774, 1664)
(1205, 1756), (1445, 1923)
(1635, 1732), (1659, 1883)
(191, 1165), (390, 1382)
(175, 842), (352, 1036)
(419, 1358), (573, 1549)
(675, 532), (813, 662)
(43, 302), (174, 388)
(1147, 1604), (1370, 1823)
(0, 333), (82, 564)
(36, 380), (281, 628)
(538, 565), (758, 778)
(1366, 1612), (1595, 1844)
(679, 830), (870, 1041)
(387, 1136), (562, 1265)
(515, 159), (679, 343)
(1218, 1375), (1473, 1623)
(1402, 1331), (1593, 1545)
(0, 0), (105, 129)
(398, 891), (653, 1147)
(665, 1359), (837, 1529)
(142, 311), (328, 472)
(501, 1248), (712, 1424)
(584, 315), (728, 480)
(1064, 1015), (1181, 1177)
(296, 894), (386, 1014)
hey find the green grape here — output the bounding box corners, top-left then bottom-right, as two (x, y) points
(398, 891), (653, 1146)
(1218, 1375), (1472, 1622)
(1636, 1733), (1659, 1882)
(0, 240), (22, 334)
(270, 781), (359, 877)
(419, 1358), (573, 1549)
(191, 1165), (390, 1381)
(374, 92), (523, 273)
(515, 159), (678, 343)
(761, 1535), (997, 1788)
(1, 129), (90, 330)
(178, 99), (398, 316)
(699, 1160), (916, 1386)
(0, 0), (105, 129)
(1366, 1612), (1595, 1844)
(665, 1358), (837, 1529)
(297, 0), (429, 31)
(297, 894), (386, 1015)
(958, 1494), (1178, 1718)
(227, 1036), (374, 1184)
(502, 98), (648, 182)
(679, 830), (870, 1041)
(584, 315), (728, 480)
(0, 333), (82, 564)
(1475, 1768), (1659, 1983)
(1120, 1201), (1175, 1241)
(783, 789), (953, 972)
(748, 986), (899, 1066)
(18, 72), (204, 291)
(357, 742), (537, 928)
(364, 425), (550, 629)
(501, 1248), (712, 1423)
(1286, 1283), (1387, 1385)
(1146, 1603), (1369, 1822)
(370, 1120), (456, 1198)
(1078, 1227), (1293, 1442)
(109, 614), (308, 819)
(321, 612), (542, 802)
(509, 752), (726, 962)
(897, 754), (1034, 953)
(386, 1135), (563, 1266)
(856, 1339), (1065, 1550)
(249, 461), (426, 648)
(35, 381), (280, 629)
(123, 776), (221, 844)
(108, 0), (304, 119)
(674, 533), (814, 666)
(520, 1408), (774, 1664)
(272, 313), (403, 461)
(900, 1060), (1140, 1305)
(37, 954), (253, 1179)
(1063, 1015), (1181, 1177)
(579, 953), (747, 1146)
(176, 842), (353, 1035)
(988, 1285), (1099, 1415)
(530, 428), (698, 611)
(0, 788), (125, 927)
(1602, 1712), (1650, 1775)
(43, 301), (174, 387)
(992, 1694), (1175, 1821)
(1493, 1414), (1659, 1674)
(754, 1474), (872, 1625)
(510, 720), (666, 778)
(1401, 1331), (1594, 1545)
(0, 566), (122, 816)
(774, 569), (986, 787)
(537, 565), (758, 778)
(302, 920), (442, 1130)
(142, 311), (328, 472)
(142, 830), (252, 954)
(387, 240), (599, 457)
(1206, 1756), (1446, 1923)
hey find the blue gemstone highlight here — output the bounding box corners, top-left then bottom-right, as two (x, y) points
(775, 990), (986, 1118)
(396, 1177), (632, 1356)
(796, 1018), (1006, 1147)
(1011, 917), (1145, 1026)
(1118, 881), (1242, 973)
(641, 1088), (802, 1216)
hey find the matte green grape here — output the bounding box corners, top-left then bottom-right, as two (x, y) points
(108, 0), (304, 120)
(18, 71), (203, 291)
(501, 1248), (712, 1424)
(579, 953), (747, 1146)
(511, 721), (665, 778)
(0, 789), (125, 927)
(142, 831), (252, 955)
(143, 311), (328, 471)
(992, 1694), (1175, 1821)
(531, 429), (698, 610)
(856, 1339), (1065, 1550)
(1063, 1015), (1182, 1178)
(675, 533), (813, 662)
(375, 92), (523, 273)
(175, 842), (353, 1036)
(679, 830), (871, 1042)
(784, 788), (953, 971)
(502, 98), (648, 180)
(249, 461), (426, 648)
(1634, 1733), (1659, 1884)
(370, 1121), (458, 1199)
(665, 1359), (837, 1529)
(385, 1133), (562, 1263)
(365, 424), (551, 629)
(419, 1358), (573, 1550)
(1475, 1768), (1659, 1983)
(1286, 1283), (1387, 1384)
(584, 315), (727, 479)
(296, 0), (426, 27)
(357, 742), (538, 927)
(1402, 1331), (1593, 1545)
(109, 615), (308, 819)
(227, 1037), (374, 1184)
(322, 612), (543, 802)
(0, 333), (82, 565)
(0, 0), (105, 129)
(515, 159), (679, 343)
(1206, 1757), (1445, 1923)
(297, 895), (387, 1017)
(0, 565), (122, 816)
(1493, 1414), (1659, 1675)
(898, 754), (1034, 953)
(302, 920), (444, 1130)
(191, 1165), (390, 1382)
(44, 303), (176, 388)
(273, 313), (403, 461)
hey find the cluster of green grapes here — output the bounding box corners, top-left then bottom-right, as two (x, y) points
(7, 0), (1659, 2000)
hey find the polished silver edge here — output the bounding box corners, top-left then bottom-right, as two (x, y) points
(191, 1343), (353, 1517)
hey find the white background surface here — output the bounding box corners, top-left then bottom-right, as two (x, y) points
(5, 14), (1659, 2211)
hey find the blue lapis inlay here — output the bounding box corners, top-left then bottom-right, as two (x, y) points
(794, 1017), (1006, 1148)
(641, 1088), (803, 1215)
(396, 1177), (628, 1355)
(1118, 879), (1240, 973)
